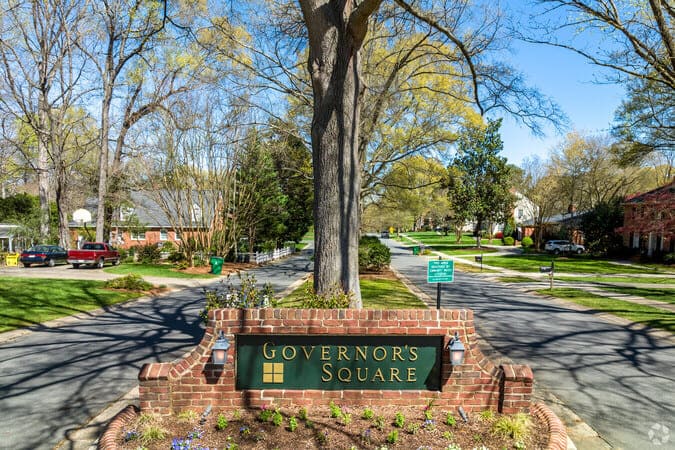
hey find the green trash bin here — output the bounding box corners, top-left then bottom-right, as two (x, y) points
(210, 256), (224, 274)
(412, 246), (420, 255)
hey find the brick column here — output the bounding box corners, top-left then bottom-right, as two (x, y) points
(499, 364), (533, 414)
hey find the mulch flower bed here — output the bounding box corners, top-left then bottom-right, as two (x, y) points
(112, 404), (550, 449)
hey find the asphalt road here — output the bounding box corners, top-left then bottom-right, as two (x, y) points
(385, 239), (675, 449)
(0, 251), (313, 450)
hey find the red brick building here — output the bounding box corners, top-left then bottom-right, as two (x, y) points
(618, 179), (675, 257)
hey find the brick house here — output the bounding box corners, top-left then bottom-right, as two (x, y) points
(70, 191), (211, 250)
(618, 179), (675, 257)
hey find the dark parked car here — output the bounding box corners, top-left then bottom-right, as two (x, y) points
(19, 245), (68, 267)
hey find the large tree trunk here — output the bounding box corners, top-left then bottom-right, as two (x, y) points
(37, 104), (51, 241)
(300, 0), (376, 307)
(95, 83), (112, 243)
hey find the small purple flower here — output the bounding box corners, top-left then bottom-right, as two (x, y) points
(123, 429), (139, 442)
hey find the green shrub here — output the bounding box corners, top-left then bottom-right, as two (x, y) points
(503, 236), (514, 246)
(664, 253), (675, 265)
(521, 236), (534, 249)
(200, 273), (275, 324)
(136, 244), (162, 264)
(358, 236), (391, 272)
(104, 274), (153, 291)
(159, 241), (175, 253)
(299, 283), (352, 309)
(168, 251), (187, 264)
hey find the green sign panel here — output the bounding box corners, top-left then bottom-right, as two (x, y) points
(427, 259), (454, 283)
(236, 335), (442, 391)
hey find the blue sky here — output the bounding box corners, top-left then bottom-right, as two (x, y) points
(498, 40), (626, 167)
(247, 1), (627, 170)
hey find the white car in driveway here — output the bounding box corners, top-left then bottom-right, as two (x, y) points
(544, 240), (585, 254)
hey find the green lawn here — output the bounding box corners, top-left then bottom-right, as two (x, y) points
(431, 245), (499, 256)
(556, 275), (675, 285)
(599, 286), (675, 305)
(538, 287), (674, 333)
(482, 254), (675, 274)
(0, 277), (144, 333)
(278, 277), (427, 309)
(105, 263), (216, 279)
(499, 276), (538, 283)
(404, 231), (505, 247)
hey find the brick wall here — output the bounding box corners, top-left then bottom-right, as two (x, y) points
(139, 308), (533, 415)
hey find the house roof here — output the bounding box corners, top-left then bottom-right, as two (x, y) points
(0, 223), (20, 239)
(71, 191), (217, 229)
(625, 179), (675, 204)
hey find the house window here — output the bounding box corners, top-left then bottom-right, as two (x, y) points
(517, 208), (524, 219)
(131, 230), (146, 240)
(160, 229), (168, 241)
(174, 231), (181, 241)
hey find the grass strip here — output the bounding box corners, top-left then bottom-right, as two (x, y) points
(499, 276), (538, 283)
(598, 286), (675, 305)
(279, 277), (427, 309)
(538, 287), (674, 333)
(483, 254), (674, 274)
(0, 277), (144, 333)
(105, 263), (216, 279)
(556, 276), (675, 285)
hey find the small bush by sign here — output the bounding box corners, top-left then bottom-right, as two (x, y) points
(359, 236), (391, 272)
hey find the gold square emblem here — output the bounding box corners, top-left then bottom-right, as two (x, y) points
(262, 362), (283, 383)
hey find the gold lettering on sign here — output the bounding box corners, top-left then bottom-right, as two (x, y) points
(282, 346), (297, 360)
(321, 346), (330, 361)
(409, 347), (418, 361)
(373, 347), (386, 361)
(372, 368), (385, 382)
(301, 346), (315, 359)
(392, 346), (404, 361)
(356, 367), (368, 382)
(355, 346), (368, 361)
(337, 368), (352, 382)
(407, 367), (417, 382)
(337, 346), (348, 361)
(262, 342), (276, 359)
(321, 363), (333, 381)
(390, 367), (402, 382)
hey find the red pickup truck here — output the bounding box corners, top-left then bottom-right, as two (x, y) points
(67, 242), (121, 269)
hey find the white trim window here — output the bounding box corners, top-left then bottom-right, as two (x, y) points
(174, 230), (182, 241)
(131, 230), (146, 240)
(160, 229), (168, 241)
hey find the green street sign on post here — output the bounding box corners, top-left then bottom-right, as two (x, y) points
(428, 258), (454, 310)
(427, 259), (454, 283)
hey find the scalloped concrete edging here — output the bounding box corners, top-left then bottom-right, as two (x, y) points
(532, 402), (569, 450)
(98, 402), (568, 449)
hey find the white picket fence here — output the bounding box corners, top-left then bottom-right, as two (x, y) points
(252, 245), (294, 264)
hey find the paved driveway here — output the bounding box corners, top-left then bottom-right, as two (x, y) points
(386, 239), (675, 449)
(0, 251), (313, 449)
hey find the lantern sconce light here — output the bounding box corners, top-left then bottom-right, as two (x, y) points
(211, 331), (230, 366)
(448, 331), (465, 366)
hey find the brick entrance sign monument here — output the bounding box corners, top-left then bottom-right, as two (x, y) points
(139, 308), (533, 415)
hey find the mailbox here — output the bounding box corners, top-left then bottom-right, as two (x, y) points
(475, 256), (483, 263)
(539, 266), (553, 273)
